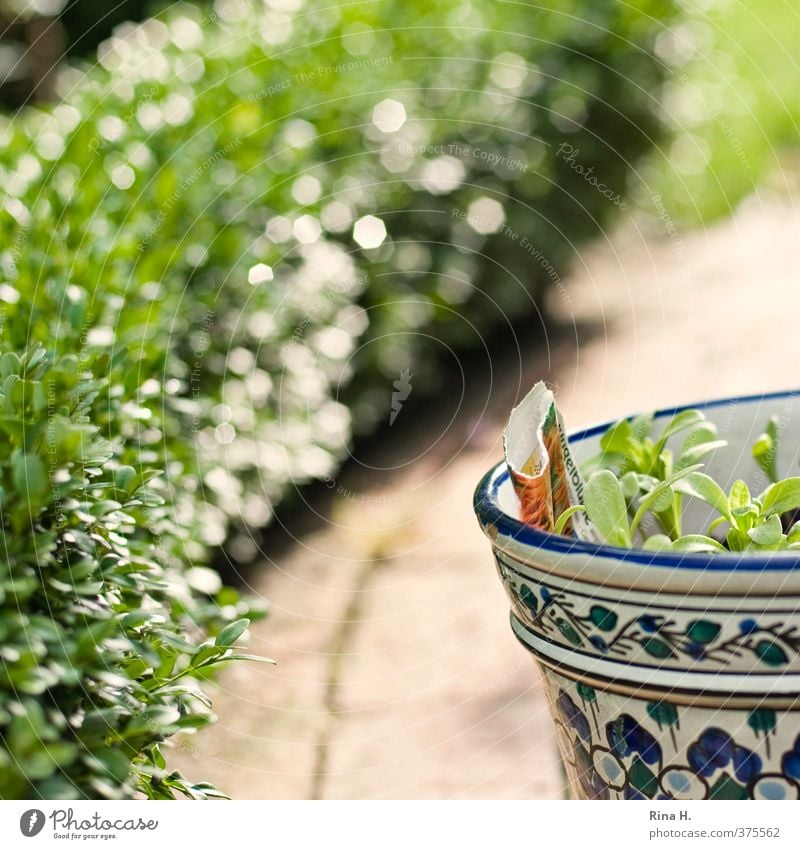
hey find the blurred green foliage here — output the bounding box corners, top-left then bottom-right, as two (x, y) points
(638, 0), (800, 224)
(3, 0), (678, 559)
(0, 348), (258, 799)
(0, 0), (676, 798)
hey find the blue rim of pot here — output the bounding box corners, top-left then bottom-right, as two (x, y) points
(474, 389), (800, 572)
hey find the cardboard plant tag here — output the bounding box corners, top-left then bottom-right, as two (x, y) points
(504, 382), (601, 541)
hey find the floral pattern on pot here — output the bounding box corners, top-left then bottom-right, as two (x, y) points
(544, 669), (800, 800)
(496, 552), (800, 674)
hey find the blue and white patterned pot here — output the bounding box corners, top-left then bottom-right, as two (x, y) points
(474, 391), (800, 799)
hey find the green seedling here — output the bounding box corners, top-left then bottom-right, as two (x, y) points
(674, 473), (800, 552)
(572, 411), (800, 554)
(581, 464), (703, 549)
(753, 415), (780, 484)
(583, 409), (726, 540)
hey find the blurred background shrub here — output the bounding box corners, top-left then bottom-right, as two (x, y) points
(637, 0), (799, 225)
(0, 0), (678, 798)
(2, 0), (679, 564)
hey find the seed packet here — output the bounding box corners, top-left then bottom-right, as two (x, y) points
(504, 381), (601, 540)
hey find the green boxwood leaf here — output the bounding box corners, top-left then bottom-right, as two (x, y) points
(630, 465), (702, 537)
(643, 534), (672, 551)
(553, 504), (586, 535)
(677, 439), (727, 469)
(12, 453), (48, 505)
(600, 420), (636, 455)
(214, 618), (250, 647)
(753, 416), (779, 484)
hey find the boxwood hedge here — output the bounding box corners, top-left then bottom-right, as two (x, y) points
(0, 347), (259, 799)
(0, 0), (678, 798)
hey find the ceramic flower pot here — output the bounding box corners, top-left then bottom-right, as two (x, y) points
(474, 391), (800, 800)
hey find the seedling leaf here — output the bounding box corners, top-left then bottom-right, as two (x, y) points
(677, 439), (727, 469)
(760, 478), (800, 517)
(753, 416), (780, 484)
(584, 470), (631, 548)
(661, 409), (706, 440)
(747, 515), (783, 546)
(630, 464), (702, 537)
(643, 534), (672, 551)
(670, 534), (727, 553)
(673, 472), (732, 521)
(600, 419), (636, 455)
(729, 479), (751, 511)
(553, 504), (586, 535)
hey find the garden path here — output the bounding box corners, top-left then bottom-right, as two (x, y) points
(170, 195), (800, 798)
